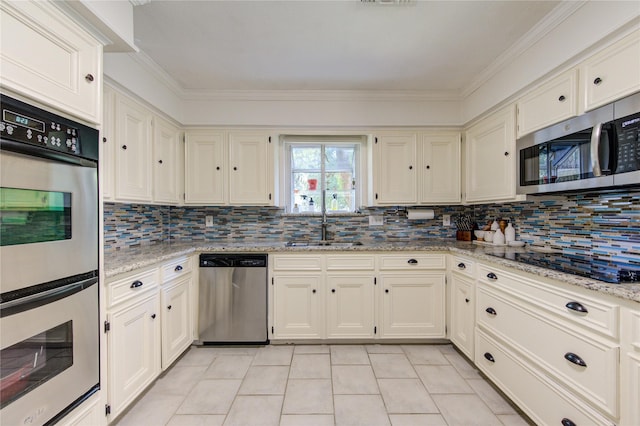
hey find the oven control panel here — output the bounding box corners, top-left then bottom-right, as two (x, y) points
(1, 106), (82, 155)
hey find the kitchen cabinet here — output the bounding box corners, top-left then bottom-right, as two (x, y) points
(475, 262), (620, 423)
(160, 257), (193, 369)
(420, 132), (461, 204)
(464, 104), (518, 203)
(185, 130), (274, 205)
(153, 117), (182, 204)
(114, 93), (153, 202)
(273, 274), (323, 339)
(581, 29), (640, 112)
(449, 256), (475, 360)
(516, 70), (579, 138)
(372, 133), (418, 205)
(0, 0), (102, 124)
(620, 307), (640, 426)
(184, 131), (226, 204)
(378, 254), (446, 338)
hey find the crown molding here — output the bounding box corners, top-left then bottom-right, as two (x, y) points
(460, 0), (586, 99)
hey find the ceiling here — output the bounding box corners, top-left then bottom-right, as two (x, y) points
(132, 1), (562, 94)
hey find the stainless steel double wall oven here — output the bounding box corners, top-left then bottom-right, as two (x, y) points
(0, 95), (100, 426)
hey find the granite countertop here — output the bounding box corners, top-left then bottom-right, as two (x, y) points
(104, 240), (640, 304)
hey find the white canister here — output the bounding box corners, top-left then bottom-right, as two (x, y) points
(493, 228), (505, 245)
(484, 230), (495, 243)
(490, 220), (500, 231)
(505, 222), (516, 243)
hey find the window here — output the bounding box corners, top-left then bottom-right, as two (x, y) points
(284, 136), (363, 213)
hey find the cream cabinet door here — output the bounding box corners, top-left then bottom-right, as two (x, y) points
(516, 70), (578, 138)
(420, 133), (461, 204)
(184, 131), (226, 204)
(373, 134), (418, 205)
(228, 132), (273, 205)
(161, 276), (192, 370)
(379, 273), (445, 338)
(102, 85), (116, 201)
(273, 275), (323, 339)
(449, 273), (474, 360)
(0, 1), (101, 124)
(114, 94), (153, 202)
(465, 105), (517, 203)
(326, 274), (375, 338)
(153, 117), (182, 204)
(582, 29), (640, 112)
(107, 293), (160, 419)
(621, 307), (640, 426)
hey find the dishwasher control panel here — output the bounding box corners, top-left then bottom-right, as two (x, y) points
(199, 254), (267, 268)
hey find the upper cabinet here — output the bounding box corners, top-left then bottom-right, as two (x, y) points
(581, 29), (640, 112)
(185, 130), (275, 206)
(0, 1), (102, 124)
(372, 131), (460, 206)
(103, 85), (183, 205)
(464, 105), (517, 204)
(516, 70), (579, 138)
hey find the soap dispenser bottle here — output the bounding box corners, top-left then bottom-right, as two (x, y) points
(330, 193), (338, 211)
(505, 221), (516, 243)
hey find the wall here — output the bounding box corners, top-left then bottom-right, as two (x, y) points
(104, 191), (640, 272)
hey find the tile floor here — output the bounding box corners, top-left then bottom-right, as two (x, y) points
(114, 344), (530, 426)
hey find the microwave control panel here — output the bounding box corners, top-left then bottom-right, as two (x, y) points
(615, 112), (640, 174)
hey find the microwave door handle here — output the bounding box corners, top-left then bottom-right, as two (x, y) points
(590, 122), (603, 177)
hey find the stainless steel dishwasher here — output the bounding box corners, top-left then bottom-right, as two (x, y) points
(197, 253), (268, 344)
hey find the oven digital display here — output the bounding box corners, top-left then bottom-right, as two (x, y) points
(2, 110), (45, 133)
(0, 188), (71, 246)
(0, 321), (73, 408)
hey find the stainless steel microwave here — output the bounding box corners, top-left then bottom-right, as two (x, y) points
(517, 92), (640, 194)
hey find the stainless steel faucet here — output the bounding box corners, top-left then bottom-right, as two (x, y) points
(321, 190), (328, 241)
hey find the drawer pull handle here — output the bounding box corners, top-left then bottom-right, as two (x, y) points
(561, 418), (577, 426)
(565, 301), (588, 314)
(175, 265), (183, 272)
(151, 313), (156, 319)
(484, 352), (495, 363)
(407, 259), (418, 264)
(85, 73), (95, 82)
(130, 280), (143, 289)
(558, 95), (566, 102)
(457, 262), (466, 269)
(564, 352), (587, 367)
(485, 307), (497, 316)
(486, 272), (498, 280)
(593, 77), (602, 85)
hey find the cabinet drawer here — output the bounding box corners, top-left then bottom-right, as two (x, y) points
(476, 329), (615, 426)
(272, 255), (323, 271)
(326, 255), (375, 270)
(451, 256), (475, 278)
(161, 256), (192, 282)
(379, 254), (445, 270)
(478, 286), (619, 416)
(108, 269), (159, 308)
(477, 263), (619, 338)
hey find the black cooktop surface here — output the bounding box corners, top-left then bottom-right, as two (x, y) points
(485, 249), (640, 284)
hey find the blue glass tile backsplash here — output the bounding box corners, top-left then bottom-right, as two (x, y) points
(104, 191), (640, 269)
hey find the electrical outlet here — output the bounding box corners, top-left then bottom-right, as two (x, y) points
(205, 215), (214, 227)
(369, 215), (384, 226)
(442, 214), (451, 226)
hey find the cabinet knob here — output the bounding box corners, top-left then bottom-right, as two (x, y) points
(151, 313), (156, 319)
(465, 298), (470, 303)
(102, 137), (107, 143)
(409, 165), (413, 170)
(233, 166), (238, 171)
(158, 159), (163, 164)
(558, 95), (566, 102)
(331, 289), (336, 293)
(504, 151), (509, 156)
(565, 301), (588, 314)
(167, 305), (172, 310)
(564, 352), (587, 367)
(593, 77), (603, 85)
(483, 352), (495, 363)
(121, 145), (127, 150)
(130, 280), (143, 289)
(175, 265), (183, 272)
(457, 263), (466, 269)
(486, 272), (498, 281)
(426, 165), (430, 169)
(385, 289), (390, 293)
(216, 166), (220, 170)
(561, 418), (577, 426)
(312, 289), (316, 294)
(485, 307), (497, 316)
(85, 73), (95, 82)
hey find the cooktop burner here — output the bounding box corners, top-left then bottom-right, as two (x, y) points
(485, 250), (640, 284)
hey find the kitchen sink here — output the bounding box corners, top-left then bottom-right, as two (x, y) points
(285, 241), (364, 247)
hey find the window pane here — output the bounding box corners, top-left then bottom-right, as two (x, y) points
(325, 146), (355, 171)
(292, 172), (321, 212)
(292, 146), (321, 170)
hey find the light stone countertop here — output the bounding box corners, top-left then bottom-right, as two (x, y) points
(103, 239), (640, 304)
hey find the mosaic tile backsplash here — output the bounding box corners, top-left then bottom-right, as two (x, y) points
(104, 191), (640, 269)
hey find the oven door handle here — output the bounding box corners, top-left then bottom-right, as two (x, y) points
(0, 277), (98, 317)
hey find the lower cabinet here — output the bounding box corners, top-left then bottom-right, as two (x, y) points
(326, 273), (375, 338)
(621, 307), (640, 426)
(105, 256), (194, 422)
(272, 274), (323, 339)
(449, 270), (475, 360)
